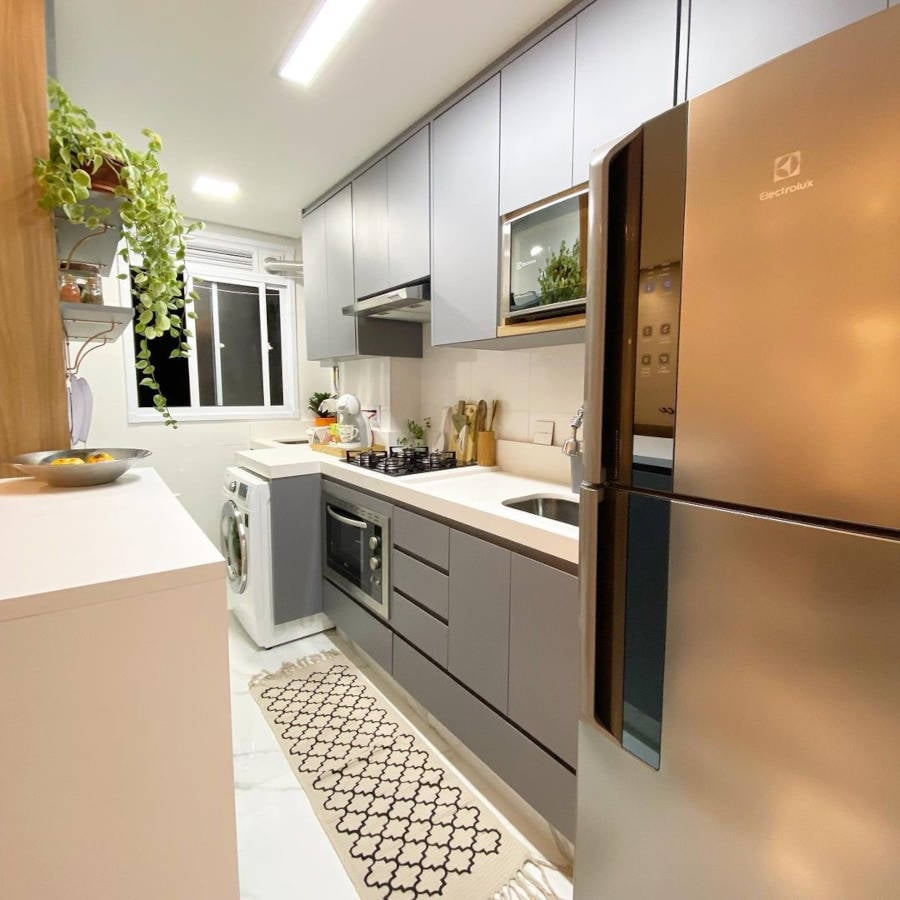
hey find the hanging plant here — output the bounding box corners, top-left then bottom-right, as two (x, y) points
(34, 79), (203, 426)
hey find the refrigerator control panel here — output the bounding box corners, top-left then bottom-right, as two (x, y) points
(634, 263), (681, 437)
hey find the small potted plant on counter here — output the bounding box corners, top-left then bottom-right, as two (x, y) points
(34, 79), (202, 426)
(308, 392), (337, 426)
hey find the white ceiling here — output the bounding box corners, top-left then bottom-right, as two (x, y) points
(54, 0), (571, 239)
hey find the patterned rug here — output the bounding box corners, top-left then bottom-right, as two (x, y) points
(250, 650), (561, 899)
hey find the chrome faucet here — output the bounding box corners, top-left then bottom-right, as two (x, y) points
(562, 405), (584, 457)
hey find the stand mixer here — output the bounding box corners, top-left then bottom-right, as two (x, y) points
(334, 393), (372, 449)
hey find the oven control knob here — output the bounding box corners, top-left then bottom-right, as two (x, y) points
(369, 556), (381, 571)
(229, 480), (238, 493)
(368, 536), (381, 551)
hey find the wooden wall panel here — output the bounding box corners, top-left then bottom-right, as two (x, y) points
(0, 0), (69, 475)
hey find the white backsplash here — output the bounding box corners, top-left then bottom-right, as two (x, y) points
(419, 324), (585, 449)
(340, 327), (585, 462)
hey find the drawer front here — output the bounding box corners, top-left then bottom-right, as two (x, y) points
(392, 549), (449, 620)
(508, 553), (579, 768)
(323, 579), (393, 673)
(393, 507), (450, 570)
(391, 591), (448, 667)
(393, 637), (576, 838)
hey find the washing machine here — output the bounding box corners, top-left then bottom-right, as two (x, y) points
(221, 466), (331, 648)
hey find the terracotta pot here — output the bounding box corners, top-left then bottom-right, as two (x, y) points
(88, 158), (124, 194)
(314, 416), (337, 427)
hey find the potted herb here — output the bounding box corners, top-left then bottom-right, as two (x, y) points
(34, 79), (202, 426)
(308, 391), (336, 426)
(537, 240), (584, 307)
(398, 418), (430, 448)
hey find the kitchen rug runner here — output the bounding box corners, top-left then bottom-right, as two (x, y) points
(250, 650), (562, 899)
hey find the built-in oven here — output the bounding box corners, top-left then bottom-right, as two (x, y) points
(321, 480), (391, 619)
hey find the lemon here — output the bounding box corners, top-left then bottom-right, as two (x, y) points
(50, 457), (85, 466)
(86, 451), (115, 463)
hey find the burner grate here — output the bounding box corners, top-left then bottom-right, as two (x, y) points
(343, 446), (458, 477)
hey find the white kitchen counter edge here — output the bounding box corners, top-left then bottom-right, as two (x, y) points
(0, 468), (224, 620)
(234, 447), (579, 565)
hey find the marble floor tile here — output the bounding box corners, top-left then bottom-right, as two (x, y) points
(228, 615), (573, 899)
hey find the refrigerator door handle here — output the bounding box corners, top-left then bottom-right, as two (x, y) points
(582, 127), (642, 488)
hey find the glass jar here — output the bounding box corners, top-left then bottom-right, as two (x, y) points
(59, 273), (81, 302)
(81, 276), (104, 305)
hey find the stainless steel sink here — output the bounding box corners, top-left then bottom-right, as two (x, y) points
(502, 494), (579, 527)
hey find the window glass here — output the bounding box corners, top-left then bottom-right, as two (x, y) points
(266, 287), (284, 407)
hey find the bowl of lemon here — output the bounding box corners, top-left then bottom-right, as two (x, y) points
(11, 448), (151, 487)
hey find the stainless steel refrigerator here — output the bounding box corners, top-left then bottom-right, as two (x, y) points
(575, 8), (900, 898)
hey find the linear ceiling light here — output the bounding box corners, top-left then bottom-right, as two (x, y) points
(279, 0), (371, 86)
(193, 176), (239, 200)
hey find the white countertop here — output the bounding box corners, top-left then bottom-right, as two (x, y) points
(0, 468), (223, 620)
(234, 446), (579, 565)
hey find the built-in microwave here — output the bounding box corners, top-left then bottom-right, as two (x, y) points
(321, 480), (391, 619)
(499, 183), (588, 333)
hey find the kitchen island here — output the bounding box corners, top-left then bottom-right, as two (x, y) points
(0, 469), (238, 900)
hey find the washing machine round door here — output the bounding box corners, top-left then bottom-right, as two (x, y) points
(220, 500), (248, 594)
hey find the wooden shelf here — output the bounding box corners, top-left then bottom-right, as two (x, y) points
(60, 301), (133, 343)
(496, 312), (586, 338)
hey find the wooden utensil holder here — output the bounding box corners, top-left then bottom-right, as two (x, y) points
(476, 431), (496, 466)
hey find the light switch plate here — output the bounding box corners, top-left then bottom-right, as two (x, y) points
(533, 420), (554, 445)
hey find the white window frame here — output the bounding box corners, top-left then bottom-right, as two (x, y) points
(122, 257), (300, 423)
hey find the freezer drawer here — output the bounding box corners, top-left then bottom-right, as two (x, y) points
(576, 500), (900, 898)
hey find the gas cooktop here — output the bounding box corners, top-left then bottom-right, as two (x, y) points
(343, 446), (458, 477)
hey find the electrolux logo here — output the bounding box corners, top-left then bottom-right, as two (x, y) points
(759, 149), (813, 202)
(773, 151), (801, 182)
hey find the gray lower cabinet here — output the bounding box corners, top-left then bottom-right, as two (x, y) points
(392, 507), (449, 570)
(323, 579), (393, 673)
(447, 530), (510, 712)
(391, 591), (448, 667)
(499, 20), (576, 215)
(392, 549), (449, 620)
(508, 554), (579, 768)
(572, 0), (678, 185)
(686, 0), (885, 98)
(431, 75), (501, 346)
(393, 637), (576, 838)
(270, 475), (322, 625)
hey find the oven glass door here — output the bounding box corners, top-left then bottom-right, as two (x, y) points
(324, 500), (386, 616)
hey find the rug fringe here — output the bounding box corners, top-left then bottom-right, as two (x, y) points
(491, 857), (567, 900)
(248, 649), (342, 689)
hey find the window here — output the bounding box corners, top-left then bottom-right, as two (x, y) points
(123, 237), (299, 422)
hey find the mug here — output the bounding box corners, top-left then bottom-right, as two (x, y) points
(338, 424), (359, 443)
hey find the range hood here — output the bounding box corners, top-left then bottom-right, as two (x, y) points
(342, 282), (430, 323)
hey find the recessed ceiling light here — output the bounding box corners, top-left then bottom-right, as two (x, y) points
(279, 0), (371, 87)
(193, 176), (239, 200)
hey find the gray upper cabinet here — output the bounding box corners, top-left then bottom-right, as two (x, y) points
(572, 0), (678, 185)
(447, 529), (510, 712)
(303, 185), (357, 360)
(686, 0), (885, 98)
(352, 159), (389, 300)
(387, 126), (430, 287)
(301, 204), (329, 361)
(499, 21), (577, 215)
(431, 75), (501, 346)
(324, 185), (357, 358)
(508, 554), (579, 767)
